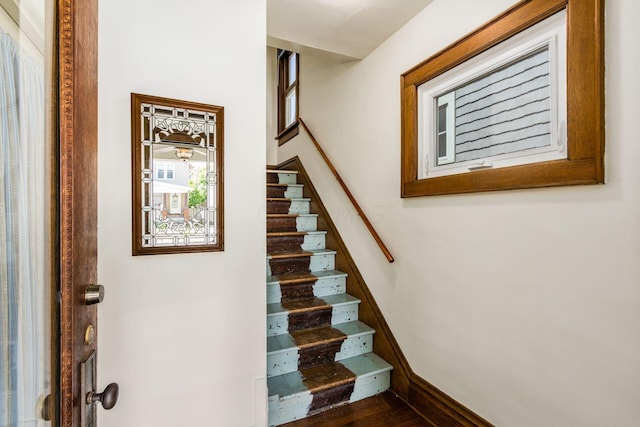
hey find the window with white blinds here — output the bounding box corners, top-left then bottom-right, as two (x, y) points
(418, 10), (567, 179)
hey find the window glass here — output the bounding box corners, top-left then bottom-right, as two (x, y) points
(277, 50), (299, 144)
(285, 90), (296, 127)
(288, 53), (297, 86)
(417, 10), (566, 179)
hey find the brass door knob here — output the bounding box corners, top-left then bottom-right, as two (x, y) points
(87, 383), (119, 410)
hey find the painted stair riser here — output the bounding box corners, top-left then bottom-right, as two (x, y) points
(295, 215), (318, 232)
(267, 275), (346, 304)
(267, 199), (310, 215)
(267, 172), (298, 185)
(267, 233), (326, 253)
(267, 302), (360, 337)
(267, 215), (318, 233)
(267, 252), (335, 276)
(267, 185), (304, 199)
(267, 357), (392, 427)
(279, 281), (316, 301)
(267, 332), (375, 377)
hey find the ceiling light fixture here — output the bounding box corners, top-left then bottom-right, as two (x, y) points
(174, 147), (194, 161)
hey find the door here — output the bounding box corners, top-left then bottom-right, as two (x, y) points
(1, 0), (115, 426)
(57, 0), (118, 426)
(0, 0), (55, 425)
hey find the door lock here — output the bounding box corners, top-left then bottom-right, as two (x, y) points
(84, 284), (104, 305)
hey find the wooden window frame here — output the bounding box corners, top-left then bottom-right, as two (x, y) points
(276, 50), (299, 145)
(400, 0), (604, 197)
(131, 93), (225, 255)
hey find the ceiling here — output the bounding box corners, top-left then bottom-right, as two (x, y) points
(267, 0), (434, 61)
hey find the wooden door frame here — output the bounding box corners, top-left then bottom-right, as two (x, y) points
(56, 0), (99, 425)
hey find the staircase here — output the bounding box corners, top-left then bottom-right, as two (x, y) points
(266, 168), (393, 426)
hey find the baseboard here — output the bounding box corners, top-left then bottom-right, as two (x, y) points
(408, 374), (494, 427)
(273, 156), (494, 426)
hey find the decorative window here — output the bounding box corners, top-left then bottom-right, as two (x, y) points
(276, 49), (299, 145)
(401, 0), (604, 196)
(131, 93), (224, 255)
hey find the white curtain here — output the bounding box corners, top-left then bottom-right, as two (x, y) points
(0, 30), (46, 426)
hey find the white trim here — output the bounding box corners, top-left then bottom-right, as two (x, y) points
(436, 91), (456, 165)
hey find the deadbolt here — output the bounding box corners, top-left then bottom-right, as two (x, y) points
(84, 284), (104, 305)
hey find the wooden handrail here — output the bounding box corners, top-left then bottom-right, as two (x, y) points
(298, 118), (395, 263)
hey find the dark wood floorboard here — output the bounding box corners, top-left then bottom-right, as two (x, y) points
(281, 391), (434, 427)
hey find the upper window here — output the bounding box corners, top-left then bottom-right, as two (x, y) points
(401, 0), (604, 197)
(276, 50), (299, 145)
(418, 11), (566, 179)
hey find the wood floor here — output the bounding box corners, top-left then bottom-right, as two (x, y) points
(281, 391), (433, 427)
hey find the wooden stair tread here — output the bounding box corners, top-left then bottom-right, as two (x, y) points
(267, 183), (303, 187)
(267, 248), (335, 259)
(267, 169), (299, 174)
(290, 326), (347, 349)
(268, 250), (313, 260)
(280, 298), (331, 313)
(267, 270), (347, 285)
(267, 213), (318, 218)
(267, 231), (325, 237)
(271, 272), (317, 284)
(267, 294), (360, 316)
(267, 231), (309, 237)
(267, 197), (310, 201)
(300, 362), (356, 393)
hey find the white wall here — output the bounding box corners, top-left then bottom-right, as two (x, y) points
(266, 46), (278, 165)
(98, 1), (266, 426)
(278, 0), (640, 425)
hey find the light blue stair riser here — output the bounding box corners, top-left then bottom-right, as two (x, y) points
(274, 172), (298, 184)
(287, 198), (310, 214)
(300, 232), (326, 251)
(282, 184), (303, 198)
(295, 214), (318, 232)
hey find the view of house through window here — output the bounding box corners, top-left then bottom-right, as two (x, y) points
(418, 10), (567, 179)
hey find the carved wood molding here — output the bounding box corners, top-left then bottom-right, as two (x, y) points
(57, 0), (75, 423)
(57, 0), (99, 424)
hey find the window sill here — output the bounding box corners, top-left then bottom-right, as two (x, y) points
(276, 121), (299, 146)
